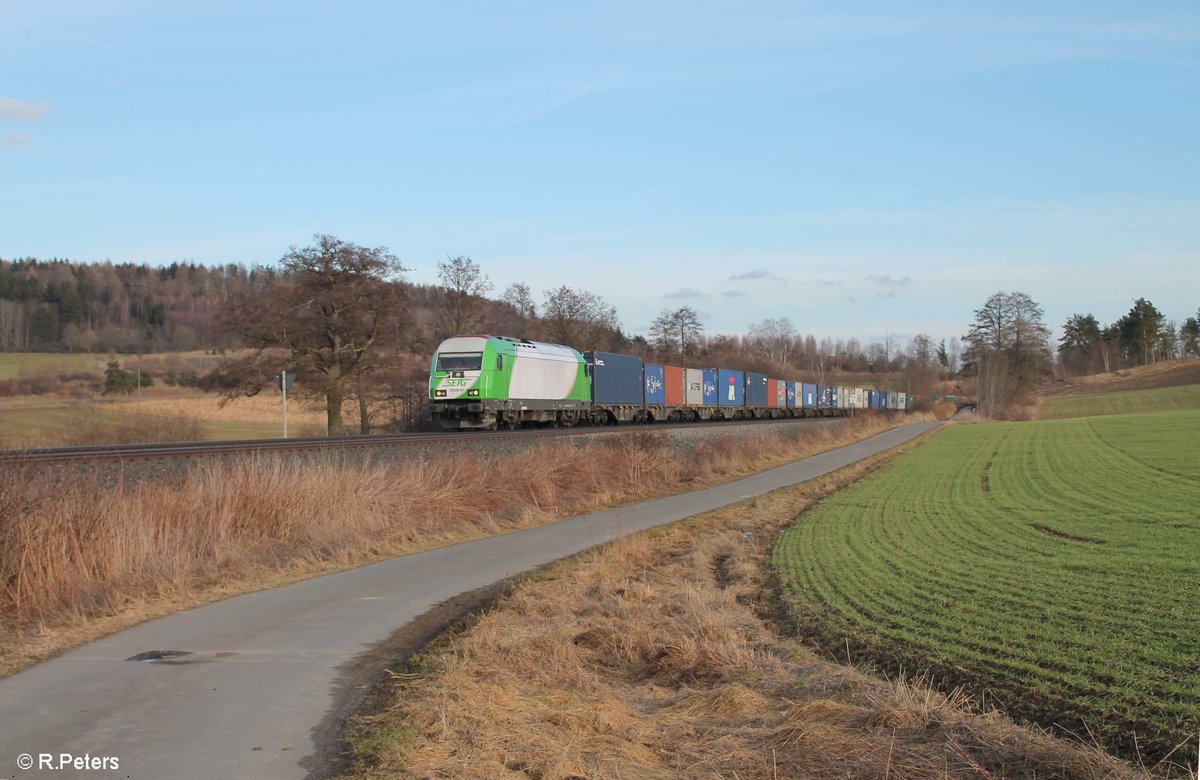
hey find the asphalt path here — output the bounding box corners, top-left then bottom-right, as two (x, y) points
(0, 420), (941, 780)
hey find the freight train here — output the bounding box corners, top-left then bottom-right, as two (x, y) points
(429, 334), (912, 431)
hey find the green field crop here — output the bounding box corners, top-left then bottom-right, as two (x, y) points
(0, 353), (107, 381)
(1039, 383), (1200, 420)
(770, 410), (1200, 769)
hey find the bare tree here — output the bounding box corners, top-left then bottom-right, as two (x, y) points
(205, 234), (408, 434)
(434, 255), (493, 338)
(904, 333), (938, 398)
(962, 291), (1051, 416)
(502, 282), (536, 319)
(649, 306), (704, 359)
(541, 286), (620, 349)
(747, 317), (796, 366)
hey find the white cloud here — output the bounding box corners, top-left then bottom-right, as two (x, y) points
(0, 98), (47, 121)
(866, 274), (912, 286)
(1, 133), (32, 147)
(729, 268), (788, 284)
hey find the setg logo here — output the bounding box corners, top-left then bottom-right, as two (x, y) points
(436, 372), (481, 399)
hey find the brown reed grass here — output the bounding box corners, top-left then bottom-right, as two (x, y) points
(0, 416), (905, 675)
(346, 446), (1143, 780)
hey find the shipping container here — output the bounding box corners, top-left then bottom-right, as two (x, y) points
(766, 379), (780, 408)
(702, 368), (720, 406)
(817, 385), (833, 409)
(746, 372), (768, 407)
(664, 366), (684, 406)
(802, 383), (818, 409)
(830, 386), (840, 409)
(774, 380), (788, 408)
(786, 381), (797, 409)
(644, 364), (666, 405)
(586, 351), (644, 405)
(718, 369), (745, 406)
(685, 368), (704, 406)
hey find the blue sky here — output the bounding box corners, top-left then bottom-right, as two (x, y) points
(2, 1), (1198, 347)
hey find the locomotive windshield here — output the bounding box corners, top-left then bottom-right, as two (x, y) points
(436, 352), (483, 371)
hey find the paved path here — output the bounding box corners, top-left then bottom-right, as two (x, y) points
(0, 421), (941, 780)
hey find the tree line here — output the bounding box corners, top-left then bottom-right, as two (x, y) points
(7, 240), (1193, 430)
(1059, 299), (1200, 376)
(0, 257), (254, 353)
(199, 236), (963, 434)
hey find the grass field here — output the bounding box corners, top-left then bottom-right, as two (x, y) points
(0, 390), (326, 446)
(1039, 383), (1200, 420)
(770, 409), (1200, 770)
(0, 353), (110, 381)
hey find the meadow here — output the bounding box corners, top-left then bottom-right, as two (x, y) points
(0, 350), (328, 446)
(770, 408), (1200, 770)
(1038, 383), (1200, 420)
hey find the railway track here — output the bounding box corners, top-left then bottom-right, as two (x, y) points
(0, 415), (845, 466)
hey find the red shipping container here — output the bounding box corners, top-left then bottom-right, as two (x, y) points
(767, 379), (780, 407)
(664, 366), (685, 405)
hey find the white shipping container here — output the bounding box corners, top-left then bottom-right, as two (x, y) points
(685, 368), (704, 406)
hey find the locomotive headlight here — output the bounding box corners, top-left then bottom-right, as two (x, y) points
(468, 389), (480, 397)
(435, 390), (447, 397)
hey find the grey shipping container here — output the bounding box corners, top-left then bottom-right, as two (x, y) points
(685, 368), (704, 406)
(585, 351), (643, 405)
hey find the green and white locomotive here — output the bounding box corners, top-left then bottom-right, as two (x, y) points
(429, 335), (591, 430)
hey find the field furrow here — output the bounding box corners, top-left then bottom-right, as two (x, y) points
(770, 408), (1200, 769)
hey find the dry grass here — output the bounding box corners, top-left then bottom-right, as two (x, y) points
(0, 415), (906, 676)
(104, 387), (327, 426)
(349, 449), (1143, 780)
(1043, 359), (1200, 398)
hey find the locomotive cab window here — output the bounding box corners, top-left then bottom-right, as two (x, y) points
(496, 355), (503, 370)
(436, 352), (483, 371)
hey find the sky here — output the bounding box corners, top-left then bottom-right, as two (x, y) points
(2, 1), (1198, 348)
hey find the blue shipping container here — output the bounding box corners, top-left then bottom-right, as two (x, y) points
(802, 383), (817, 409)
(718, 369), (745, 406)
(830, 386), (840, 408)
(644, 364), (665, 405)
(786, 381), (797, 409)
(745, 372), (767, 407)
(586, 351), (644, 405)
(702, 368), (720, 406)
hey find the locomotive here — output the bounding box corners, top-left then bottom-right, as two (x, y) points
(429, 334), (910, 431)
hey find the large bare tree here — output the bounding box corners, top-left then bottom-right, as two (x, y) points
(434, 255), (493, 338)
(541, 286), (620, 349)
(649, 306), (703, 359)
(962, 291), (1050, 416)
(206, 234), (408, 434)
(747, 317), (796, 366)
